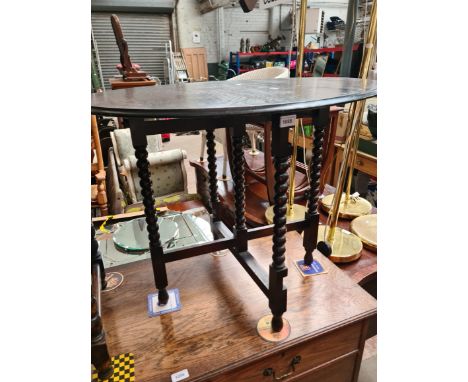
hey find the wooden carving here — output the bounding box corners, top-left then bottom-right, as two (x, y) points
(110, 14), (149, 81)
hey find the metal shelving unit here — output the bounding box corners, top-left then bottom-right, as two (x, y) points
(229, 44), (360, 76)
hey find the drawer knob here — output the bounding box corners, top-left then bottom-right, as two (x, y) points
(263, 355), (301, 380)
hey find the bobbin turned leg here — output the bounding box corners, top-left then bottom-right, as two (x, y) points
(205, 128), (219, 219)
(303, 108), (331, 265)
(130, 121), (169, 305)
(269, 118), (290, 332)
(230, 125), (248, 252)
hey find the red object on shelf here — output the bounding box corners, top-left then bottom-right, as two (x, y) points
(236, 44), (359, 57)
(304, 43), (360, 53)
(162, 133), (170, 142)
(238, 51), (291, 56)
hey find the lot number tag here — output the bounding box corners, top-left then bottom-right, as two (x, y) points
(280, 114), (296, 128)
(171, 369), (189, 382)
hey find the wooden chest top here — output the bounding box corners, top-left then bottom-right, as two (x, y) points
(100, 231), (376, 381)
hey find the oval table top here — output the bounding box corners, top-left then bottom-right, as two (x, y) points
(91, 77), (377, 118)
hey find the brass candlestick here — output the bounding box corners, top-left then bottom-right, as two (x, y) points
(320, 117), (372, 219)
(318, 0), (377, 262)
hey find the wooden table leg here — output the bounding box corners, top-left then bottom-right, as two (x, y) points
(91, 295), (113, 379)
(303, 107), (329, 265)
(130, 122), (169, 305)
(206, 128), (220, 218)
(91, 263), (113, 380)
(269, 117), (289, 332)
(230, 124), (247, 251)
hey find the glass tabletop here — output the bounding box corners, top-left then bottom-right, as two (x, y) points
(113, 217), (179, 252)
(99, 208), (216, 268)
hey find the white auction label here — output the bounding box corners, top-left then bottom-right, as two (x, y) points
(171, 369), (189, 382)
(280, 114), (296, 128)
(259, 0), (290, 9)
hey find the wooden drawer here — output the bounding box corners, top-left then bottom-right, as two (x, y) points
(289, 351), (357, 382)
(210, 321), (363, 382)
(353, 153), (377, 178)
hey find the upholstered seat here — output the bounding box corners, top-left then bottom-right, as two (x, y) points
(123, 149), (188, 204)
(111, 128), (162, 168)
(107, 128), (194, 214)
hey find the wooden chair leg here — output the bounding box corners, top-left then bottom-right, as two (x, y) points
(97, 180), (108, 216)
(92, 340), (113, 380)
(91, 262), (113, 379)
(92, 296), (113, 379)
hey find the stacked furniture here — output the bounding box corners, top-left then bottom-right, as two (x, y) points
(107, 128), (194, 214)
(91, 115), (108, 216)
(91, 77), (377, 382)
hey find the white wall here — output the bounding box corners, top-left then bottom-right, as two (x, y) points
(223, 7), (270, 61)
(176, 0), (219, 63)
(270, 2), (349, 47)
(175, 0), (350, 64)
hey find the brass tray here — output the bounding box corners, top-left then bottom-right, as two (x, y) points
(350, 214), (377, 251)
(317, 225), (363, 263)
(320, 193), (372, 219)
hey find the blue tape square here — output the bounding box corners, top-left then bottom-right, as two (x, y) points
(147, 288), (181, 317)
(295, 259), (325, 276)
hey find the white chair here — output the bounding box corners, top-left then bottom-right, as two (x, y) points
(107, 129), (191, 214)
(229, 66), (290, 81)
(199, 67), (290, 179)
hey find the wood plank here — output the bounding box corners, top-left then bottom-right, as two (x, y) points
(289, 130), (313, 149)
(332, 143), (377, 183)
(109, 78), (156, 90)
(182, 47), (209, 82)
(100, 231), (376, 382)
